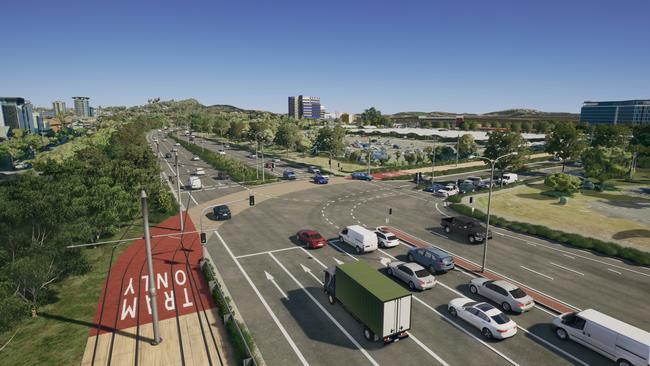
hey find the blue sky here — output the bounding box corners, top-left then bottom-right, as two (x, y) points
(2, 0), (648, 114)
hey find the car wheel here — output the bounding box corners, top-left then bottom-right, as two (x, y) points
(355, 246), (362, 254)
(363, 327), (375, 341)
(555, 327), (568, 340)
(617, 360), (632, 366)
(468, 235), (475, 244)
(339, 236), (343, 242)
(430, 265), (437, 274)
(387, 267), (393, 275)
(444, 226), (451, 233)
(409, 281), (415, 290)
(449, 307), (458, 317)
(407, 253), (414, 262)
(328, 294), (336, 305)
(482, 328), (493, 339)
(469, 285), (478, 294)
(502, 302), (511, 312)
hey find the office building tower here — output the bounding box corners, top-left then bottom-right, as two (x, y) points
(52, 100), (66, 116)
(0, 97), (36, 138)
(287, 95), (321, 119)
(580, 100), (650, 125)
(73, 96), (91, 117)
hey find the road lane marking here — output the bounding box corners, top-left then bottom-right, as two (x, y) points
(430, 231), (449, 239)
(407, 332), (451, 366)
(435, 203), (451, 217)
(494, 230), (650, 278)
(300, 264), (323, 285)
(235, 246), (304, 259)
(550, 262), (585, 276)
(328, 241), (359, 261)
(299, 247), (328, 269)
(333, 257), (344, 265)
(520, 266), (554, 280)
(268, 253), (379, 366)
(265, 271), (289, 300)
(563, 254), (575, 259)
(215, 231), (308, 365)
(607, 268), (622, 275)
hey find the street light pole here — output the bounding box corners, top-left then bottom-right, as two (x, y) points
(431, 137), (436, 182)
(456, 133), (460, 167)
(174, 151), (184, 232)
(470, 152), (517, 272)
(140, 190), (162, 345)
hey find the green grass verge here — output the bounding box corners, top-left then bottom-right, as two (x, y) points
(201, 259), (260, 365)
(449, 203), (650, 266)
(0, 221), (150, 365)
(169, 134), (275, 185)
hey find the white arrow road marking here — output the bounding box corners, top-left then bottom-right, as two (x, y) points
(268, 253), (379, 366)
(300, 264), (323, 285)
(265, 271), (289, 300)
(215, 231), (308, 365)
(333, 257), (344, 265)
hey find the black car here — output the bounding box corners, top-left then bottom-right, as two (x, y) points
(165, 152), (172, 158)
(213, 205), (231, 220)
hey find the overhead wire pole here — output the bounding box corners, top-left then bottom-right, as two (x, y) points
(175, 151), (184, 232)
(140, 190), (162, 345)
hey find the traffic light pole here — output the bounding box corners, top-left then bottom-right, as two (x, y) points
(140, 190), (162, 345)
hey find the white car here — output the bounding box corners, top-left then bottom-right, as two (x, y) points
(375, 228), (399, 248)
(186, 176), (202, 190)
(192, 168), (206, 176)
(218, 150), (226, 155)
(162, 138), (167, 142)
(272, 158), (281, 163)
(171, 147), (178, 152)
(175, 142), (181, 146)
(387, 261), (436, 291)
(448, 298), (518, 340)
(469, 279), (534, 313)
(435, 185), (459, 197)
(191, 156), (200, 161)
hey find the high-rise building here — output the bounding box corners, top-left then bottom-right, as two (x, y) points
(52, 100), (66, 116)
(72, 96), (91, 117)
(580, 100), (650, 125)
(287, 95), (321, 119)
(0, 97), (36, 138)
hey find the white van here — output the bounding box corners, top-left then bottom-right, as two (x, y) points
(187, 176), (202, 190)
(500, 173), (518, 185)
(339, 225), (378, 254)
(553, 309), (650, 366)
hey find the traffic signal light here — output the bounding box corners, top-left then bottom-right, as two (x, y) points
(389, 208), (393, 215)
(249, 194), (255, 206)
(200, 232), (206, 244)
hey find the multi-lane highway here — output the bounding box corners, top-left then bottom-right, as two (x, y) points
(199, 179), (649, 366)
(148, 130), (649, 365)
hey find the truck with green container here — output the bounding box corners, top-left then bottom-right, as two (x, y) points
(324, 261), (412, 344)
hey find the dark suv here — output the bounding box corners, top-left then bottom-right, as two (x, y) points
(213, 205), (231, 220)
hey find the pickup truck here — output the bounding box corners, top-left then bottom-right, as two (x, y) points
(324, 262), (411, 344)
(440, 216), (492, 244)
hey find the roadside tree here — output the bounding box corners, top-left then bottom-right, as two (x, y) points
(582, 147), (628, 187)
(484, 131), (530, 175)
(458, 134), (478, 158)
(546, 122), (585, 171)
(274, 122), (302, 156)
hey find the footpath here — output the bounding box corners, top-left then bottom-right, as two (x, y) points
(80, 215), (232, 366)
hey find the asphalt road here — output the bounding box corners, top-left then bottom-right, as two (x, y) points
(204, 180), (649, 366)
(147, 131), (246, 207)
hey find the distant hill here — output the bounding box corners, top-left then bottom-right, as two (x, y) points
(390, 108), (578, 119)
(206, 104), (245, 113)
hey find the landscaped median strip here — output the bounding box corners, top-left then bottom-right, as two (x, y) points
(379, 226), (578, 315)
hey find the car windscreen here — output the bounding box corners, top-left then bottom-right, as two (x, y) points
(415, 269), (430, 278)
(490, 313), (510, 325)
(509, 288), (527, 299)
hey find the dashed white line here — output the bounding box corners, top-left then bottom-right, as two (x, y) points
(563, 254), (575, 259)
(520, 266), (554, 280)
(407, 332), (451, 366)
(550, 262), (584, 276)
(607, 268), (622, 275)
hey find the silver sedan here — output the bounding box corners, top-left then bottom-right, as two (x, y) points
(469, 278), (534, 313)
(387, 261), (436, 291)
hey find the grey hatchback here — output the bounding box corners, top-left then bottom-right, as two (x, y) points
(407, 247), (455, 273)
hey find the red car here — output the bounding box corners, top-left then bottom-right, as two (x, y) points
(297, 230), (327, 249)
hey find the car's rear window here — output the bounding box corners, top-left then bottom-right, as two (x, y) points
(415, 269), (430, 278)
(386, 235), (397, 240)
(308, 234), (322, 239)
(491, 313), (510, 325)
(509, 288), (527, 299)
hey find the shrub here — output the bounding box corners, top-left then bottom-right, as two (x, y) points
(544, 173), (581, 193)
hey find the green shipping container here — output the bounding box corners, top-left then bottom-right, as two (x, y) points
(334, 262), (412, 340)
